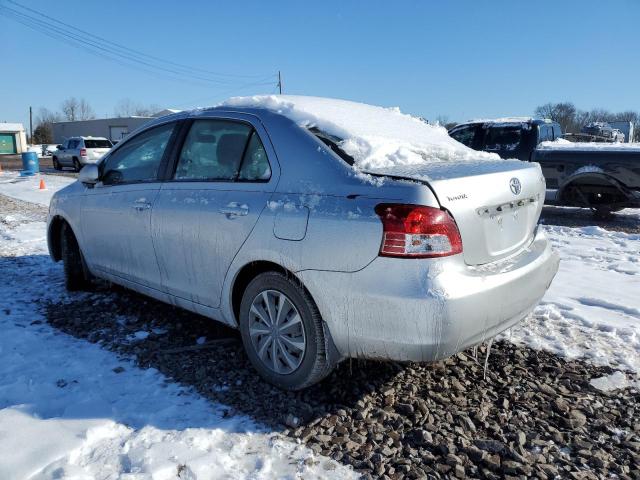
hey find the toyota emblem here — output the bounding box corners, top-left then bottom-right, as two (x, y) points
(509, 177), (521, 195)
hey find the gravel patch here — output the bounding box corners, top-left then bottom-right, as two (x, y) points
(1, 193), (638, 478)
(0, 194), (48, 223)
(43, 286), (640, 479)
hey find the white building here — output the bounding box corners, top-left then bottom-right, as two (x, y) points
(0, 123), (28, 155)
(51, 109), (182, 144)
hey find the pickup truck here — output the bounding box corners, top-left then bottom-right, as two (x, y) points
(449, 118), (640, 215)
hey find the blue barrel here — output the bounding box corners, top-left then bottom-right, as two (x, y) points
(20, 151), (39, 176)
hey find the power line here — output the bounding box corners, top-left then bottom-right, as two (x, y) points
(0, 5), (275, 87)
(6, 0), (264, 79)
(5, 0), (274, 81)
(0, 1), (279, 90)
(0, 7), (244, 89)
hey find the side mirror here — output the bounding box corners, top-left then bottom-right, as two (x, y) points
(78, 164), (99, 185)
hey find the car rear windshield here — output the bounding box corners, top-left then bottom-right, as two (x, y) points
(309, 127), (355, 165)
(482, 127), (522, 151)
(84, 139), (113, 148)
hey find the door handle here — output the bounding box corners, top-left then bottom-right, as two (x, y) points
(131, 202), (152, 212)
(219, 203), (249, 217)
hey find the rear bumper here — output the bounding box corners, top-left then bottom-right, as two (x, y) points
(298, 228), (559, 362)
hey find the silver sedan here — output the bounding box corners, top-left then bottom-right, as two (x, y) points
(47, 104), (559, 389)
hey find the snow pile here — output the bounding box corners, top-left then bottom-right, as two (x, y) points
(222, 95), (499, 170)
(538, 141), (640, 151)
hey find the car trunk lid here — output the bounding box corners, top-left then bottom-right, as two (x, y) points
(365, 159), (546, 265)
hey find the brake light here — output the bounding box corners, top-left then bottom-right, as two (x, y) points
(80, 148), (87, 157)
(375, 204), (463, 258)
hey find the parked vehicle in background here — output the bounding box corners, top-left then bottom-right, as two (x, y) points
(449, 118), (640, 215)
(47, 96), (559, 390)
(608, 120), (635, 143)
(581, 122), (625, 142)
(52, 136), (113, 171)
(44, 144), (59, 156)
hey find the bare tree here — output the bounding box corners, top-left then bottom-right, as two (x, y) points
(533, 103), (555, 120)
(586, 108), (612, 123)
(114, 98), (160, 117)
(78, 98), (95, 120)
(32, 108), (63, 144)
(534, 102), (577, 133)
(61, 97), (79, 121)
(61, 97), (95, 121)
(535, 102), (640, 140)
(37, 107), (62, 125)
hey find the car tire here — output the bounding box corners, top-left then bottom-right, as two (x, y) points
(239, 271), (333, 390)
(52, 157), (61, 170)
(73, 158), (82, 172)
(61, 223), (90, 291)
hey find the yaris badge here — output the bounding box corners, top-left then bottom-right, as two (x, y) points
(509, 177), (521, 195)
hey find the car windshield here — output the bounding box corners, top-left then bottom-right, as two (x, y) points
(308, 127), (355, 165)
(482, 127), (522, 151)
(85, 139), (112, 148)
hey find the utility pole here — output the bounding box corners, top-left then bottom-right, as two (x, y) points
(29, 106), (33, 144)
(278, 70), (283, 94)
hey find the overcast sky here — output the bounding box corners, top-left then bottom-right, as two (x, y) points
(2, 0), (639, 128)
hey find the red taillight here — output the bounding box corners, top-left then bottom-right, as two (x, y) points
(80, 148), (87, 157)
(375, 204), (463, 258)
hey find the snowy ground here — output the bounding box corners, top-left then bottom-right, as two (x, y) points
(0, 172), (75, 206)
(0, 184), (354, 479)
(0, 173), (638, 478)
(509, 223), (640, 373)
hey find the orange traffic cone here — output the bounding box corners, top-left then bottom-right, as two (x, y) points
(39, 178), (46, 190)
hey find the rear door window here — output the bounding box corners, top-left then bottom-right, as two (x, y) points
(238, 131), (271, 181)
(449, 125), (479, 148)
(482, 127), (522, 151)
(174, 119), (271, 182)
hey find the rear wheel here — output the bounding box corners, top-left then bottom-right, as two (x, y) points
(73, 158), (81, 172)
(239, 272), (333, 390)
(61, 223), (90, 291)
(52, 157), (61, 170)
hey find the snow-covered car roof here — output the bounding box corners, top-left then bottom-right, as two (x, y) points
(220, 95), (498, 170)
